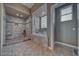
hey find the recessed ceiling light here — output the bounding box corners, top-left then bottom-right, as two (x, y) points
(20, 14), (23, 17)
(16, 14), (19, 16)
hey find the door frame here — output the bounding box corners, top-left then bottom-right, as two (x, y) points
(53, 3), (78, 49)
(77, 3), (79, 56)
(54, 4), (77, 49)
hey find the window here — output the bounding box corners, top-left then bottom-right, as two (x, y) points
(40, 16), (47, 30)
(33, 15), (47, 33)
(60, 5), (72, 22)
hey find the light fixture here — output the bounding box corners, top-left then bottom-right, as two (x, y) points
(16, 13), (23, 18)
(16, 14), (19, 16)
(20, 14), (23, 17)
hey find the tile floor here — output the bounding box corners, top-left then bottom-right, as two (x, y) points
(2, 40), (76, 56)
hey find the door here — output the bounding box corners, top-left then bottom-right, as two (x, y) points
(55, 4), (77, 49)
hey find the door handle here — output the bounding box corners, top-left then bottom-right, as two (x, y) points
(72, 27), (76, 31)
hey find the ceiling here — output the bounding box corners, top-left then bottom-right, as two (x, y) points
(22, 3), (34, 8)
(4, 3), (44, 19)
(4, 3), (34, 19)
(34, 4), (47, 17)
(5, 5), (28, 19)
